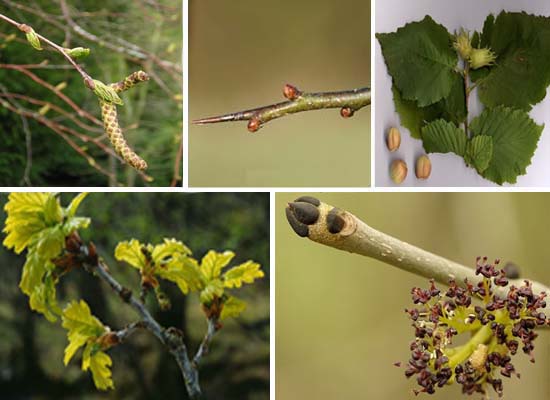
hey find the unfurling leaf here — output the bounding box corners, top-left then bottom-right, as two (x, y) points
(223, 260), (264, 288)
(25, 27), (42, 50)
(200, 250), (235, 279)
(220, 296), (247, 320)
(82, 345), (114, 390)
(115, 240), (147, 270)
(93, 80), (123, 105)
(65, 47), (90, 58)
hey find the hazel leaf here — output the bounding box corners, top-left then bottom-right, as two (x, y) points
(421, 119), (467, 157)
(473, 12), (550, 110)
(470, 106), (543, 184)
(464, 135), (493, 174)
(377, 15), (458, 106)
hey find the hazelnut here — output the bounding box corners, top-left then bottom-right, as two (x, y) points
(415, 155), (432, 179)
(390, 159), (407, 184)
(387, 127), (401, 152)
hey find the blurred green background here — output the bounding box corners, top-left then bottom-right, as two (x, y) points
(0, 192), (269, 399)
(276, 192), (550, 399)
(189, 0), (370, 187)
(0, 0), (182, 187)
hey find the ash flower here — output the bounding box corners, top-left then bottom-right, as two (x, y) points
(398, 258), (548, 397)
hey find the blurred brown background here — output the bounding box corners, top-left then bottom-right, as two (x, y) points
(276, 192), (550, 399)
(189, 0), (371, 187)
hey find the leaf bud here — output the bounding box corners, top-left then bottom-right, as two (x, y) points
(65, 47), (90, 58)
(92, 80), (123, 105)
(22, 26), (42, 51)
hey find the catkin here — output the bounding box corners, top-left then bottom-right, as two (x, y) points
(98, 71), (150, 171)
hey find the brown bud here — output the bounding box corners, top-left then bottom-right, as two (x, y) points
(340, 107), (354, 118)
(283, 84), (301, 100)
(247, 118), (261, 132)
(390, 159), (407, 184)
(386, 127), (401, 152)
(415, 155), (432, 179)
(98, 331), (120, 349)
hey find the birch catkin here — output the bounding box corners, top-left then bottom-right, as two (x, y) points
(98, 71), (149, 171)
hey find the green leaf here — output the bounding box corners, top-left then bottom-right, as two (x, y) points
(28, 272), (61, 322)
(33, 225), (65, 260)
(421, 119), (467, 156)
(377, 15), (458, 106)
(114, 240), (147, 270)
(474, 12), (550, 110)
(62, 217), (91, 236)
(464, 135), (493, 174)
(470, 106), (543, 184)
(43, 195), (63, 225)
(223, 261), (264, 289)
(200, 250), (235, 280)
(62, 300), (106, 365)
(3, 193), (50, 253)
(392, 73), (466, 139)
(220, 296), (247, 320)
(151, 238), (192, 264)
(156, 256), (205, 294)
(82, 344), (114, 390)
(200, 279), (224, 304)
(65, 192), (88, 217)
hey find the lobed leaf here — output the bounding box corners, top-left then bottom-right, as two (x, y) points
(200, 250), (235, 280)
(223, 261), (264, 289)
(220, 296), (247, 320)
(82, 344), (114, 390)
(114, 240), (147, 270)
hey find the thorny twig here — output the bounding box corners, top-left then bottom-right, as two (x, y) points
(194, 84), (371, 132)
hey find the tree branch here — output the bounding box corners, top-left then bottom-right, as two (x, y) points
(193, 317), (218, 367)
(285, 196), (550, 320)
(194, 84), (371, 132)
(76, 244), (205, 399)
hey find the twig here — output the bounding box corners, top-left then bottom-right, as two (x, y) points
(193, 317), (218, 367)
(194, 84), (371, 132)
(78, 245), (203, 399)
(171, 137), (183, 187)
(285, 196), (550, 320)
(114, 321), (148, 342)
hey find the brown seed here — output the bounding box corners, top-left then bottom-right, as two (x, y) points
(387, 127), (401, 152)
(390, 159), (407, 184)
(415, 155), (432, 179)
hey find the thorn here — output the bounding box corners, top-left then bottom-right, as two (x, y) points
(294, 196), (320, 206)
(288, 202), (320, 225)
(283, 83), (301, 100)
(326, 207), (346, 234)
(285, 206), (309, 237)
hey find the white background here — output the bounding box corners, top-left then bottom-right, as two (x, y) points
(375, 0), (550, 187)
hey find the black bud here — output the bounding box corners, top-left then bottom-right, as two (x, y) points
(288, 202), (319, 225)
(326, 207), (345, 234)
(294, 196), (321, 206)
(503, 262), (520, 279)
(285, 207), (309, 237)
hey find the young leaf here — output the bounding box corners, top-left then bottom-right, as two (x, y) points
(464, 135), (493, 174)
(114, 240), (147, 270)
(28, 272), (61, 322)
(82, 344), (114, 390)
(3, 193), (51, 253)
(200, 279), (225, 304)
(221, 296), (247, 320)
(65, 192), (89, 217)
(377, 16), (458, 106)
(151, 238), (192, 263)
(470, 106), (543, 184)
(62, 300), (106, 365)
(200, 250), (235, 279)
(474, 12), (550, 110)
(421, 119), (467, 156)
(156, 256), (205, 294)
(223, 261), (264, 289)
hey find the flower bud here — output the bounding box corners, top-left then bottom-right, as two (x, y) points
(386, 127), (401, 152)
(453, 29), (472, 60)
(415, 155), (431, 179)
(390, 159), (407, 184)
(468, 47), (497, 70)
